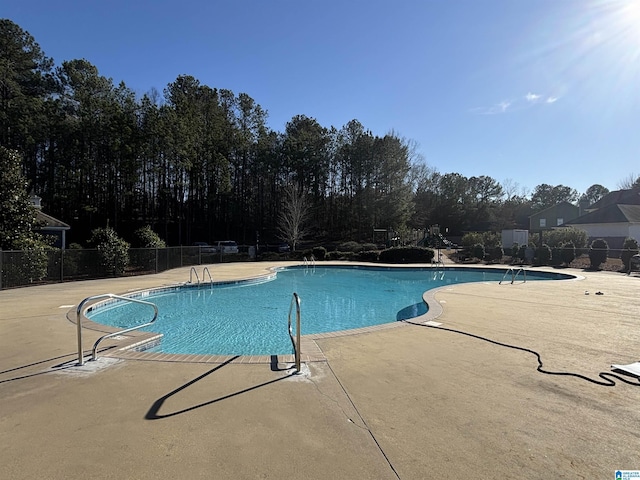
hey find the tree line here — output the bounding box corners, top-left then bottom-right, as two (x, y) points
(0, 19), (617, 249)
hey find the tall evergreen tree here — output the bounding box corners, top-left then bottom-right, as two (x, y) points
(0, 146), (37, 249)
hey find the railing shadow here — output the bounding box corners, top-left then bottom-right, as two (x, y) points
(0, 351), (85, 384)
(145, 355), (293, 420)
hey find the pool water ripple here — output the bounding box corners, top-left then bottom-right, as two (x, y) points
(86, 266), (569, 356)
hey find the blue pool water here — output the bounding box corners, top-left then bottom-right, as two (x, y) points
(86, 266), (569, 356)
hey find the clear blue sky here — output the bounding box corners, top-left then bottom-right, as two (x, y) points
(4, 0), (640, 196)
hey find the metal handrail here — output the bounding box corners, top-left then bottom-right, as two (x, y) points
(288, 292), (301, 373)
(202, 267), (213, 283)
(189, 266), (201, 285)
(76, 293), (159, 365)
(499, 267), (527, 285)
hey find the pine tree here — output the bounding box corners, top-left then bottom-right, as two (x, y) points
(0, 146), (37, 250)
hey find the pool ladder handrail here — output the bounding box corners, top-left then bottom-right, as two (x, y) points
(202, 266), (212, 282)
(288, 292), (301, 373)
(429, 258), (445, 280)
(76, 293), (159, 365)
(499, 267), (527, 285)
(189, 266), (201, 284)
(431, 258), (445, 268)
(189, 267), (213, 285)
(303, 255), (315, 267)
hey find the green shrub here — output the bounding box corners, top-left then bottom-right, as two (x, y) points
(337, 241), (362, 253)
(481, 232), (501, 249)
(361, 243), (378, 251)
(517, 244), (527, 262)
(12, 236), (51, 283)
(588, 238), (609, 270)
(260, 251), (282, 261)
(560, 241), (576, 266)
(471, 243), (485, 261)
(378, 246), (435, 264)
(312, 246), (327, 260)
(620, 237), (639, 271)
(461, 232), (483, 247)
(326, 251), (340, 261)
(326, 251), (354, 261)
(132, 225), (166, 248)
(88, 227), (130, 276)
(510, 242), (519, 259)
(62, 248), (94, 278)
(542, 227), (588, 249)
(462, 232), (500, 249)
(488, 244), (504, 262)
(355, 250), (379, 262)
(535, 244), (552, 265)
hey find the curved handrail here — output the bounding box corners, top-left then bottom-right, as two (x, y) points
(189, 266), (201, 285)
(431, 257), (445, 280)
(202, 267), (213, 284)
(288, 292), (301, 373)
(76, 293), (159, 365)
(499, 267), (527, 285)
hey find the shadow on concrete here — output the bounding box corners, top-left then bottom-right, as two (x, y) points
(145, 356), (291, 420)
(0, 352), (80, 384)
(0, 345), (121, 384)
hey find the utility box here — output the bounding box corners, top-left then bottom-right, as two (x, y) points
(501, 229), (529, 249)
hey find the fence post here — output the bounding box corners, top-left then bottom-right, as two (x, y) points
(60, 249), (64, 282)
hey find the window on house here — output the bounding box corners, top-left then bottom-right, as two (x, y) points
(539, 218), (546, 228)
(557, 217), (563, 226)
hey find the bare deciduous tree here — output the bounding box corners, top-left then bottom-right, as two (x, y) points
(277, 184), (311, 251)
(617, 173), (640, 190)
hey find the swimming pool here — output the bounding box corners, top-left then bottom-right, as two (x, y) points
(86, 266), (571, 356)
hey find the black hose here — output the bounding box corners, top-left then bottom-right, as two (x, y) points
(403, 320), (640, 387)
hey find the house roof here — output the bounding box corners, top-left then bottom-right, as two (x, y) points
(35, 210), (70, 230)
(529, 201), (578, 218)
(587, 188), (640, 210)
(565, 204), (640, 225)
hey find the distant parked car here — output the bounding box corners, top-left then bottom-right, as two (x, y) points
(193, 242), (216, 253)
(277, 243), (290, 253)
(215, 240), (239, 254)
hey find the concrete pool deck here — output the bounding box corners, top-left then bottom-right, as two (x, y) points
(1, 261), (639, 479)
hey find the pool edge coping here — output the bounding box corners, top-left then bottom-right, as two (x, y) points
(72, 263), (581, 365)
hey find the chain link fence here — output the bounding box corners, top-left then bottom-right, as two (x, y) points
(0, 246), (253, 289)
(2, 244), (637, 290)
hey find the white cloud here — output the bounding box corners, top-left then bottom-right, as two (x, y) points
(469, 100), (512, 115)
(497, 100), (511, 112)
(472, 92), (559, 115)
